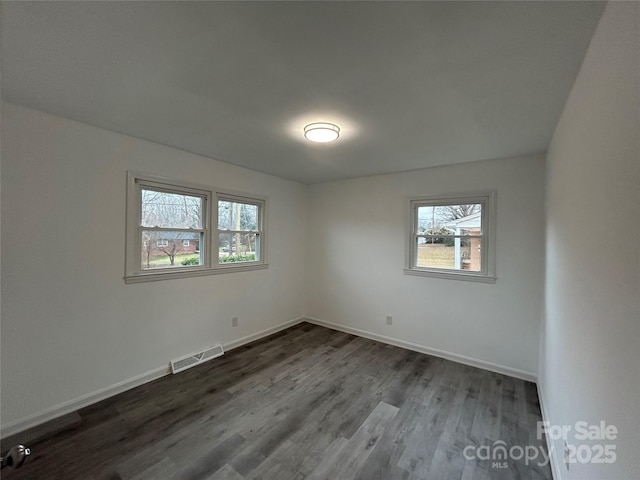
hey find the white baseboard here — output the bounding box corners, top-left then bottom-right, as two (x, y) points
(1, 316), (306, 438)
(304, 316), (538, 383)
(2, 315), (533, 438)
(537, 381), (562, 480)
(0, 365), (170, 438)
(222, 316), (305, 351)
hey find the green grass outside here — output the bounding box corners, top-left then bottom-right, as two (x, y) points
(146, 247), (450, 269)
(145, 251), (256, 268)
(146, 253), (199, 268)
(146, 245), (453, 269)
(417, 243), (455, 268)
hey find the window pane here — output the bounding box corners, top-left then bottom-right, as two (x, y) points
(218, 201), (259, 231)
(219, 232), (259, 263)
(141, 189), (203, 229)
(417, 204), (482, 234)
(416, 237), (482, 272)
(141, 230), (202, 270)
(416, 238), (455, 269)
(464, 237), (483, 272)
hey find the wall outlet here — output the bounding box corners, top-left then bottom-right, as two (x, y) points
(386, 315), (393, 325)
(232, 316), (238, 327)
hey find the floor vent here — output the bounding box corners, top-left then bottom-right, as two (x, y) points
(170, 344), (224, 374)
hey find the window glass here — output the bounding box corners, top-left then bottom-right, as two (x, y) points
(218, 200), (261, 264)
(142, 231), (201, 270)
(218, 201), (259, 231)
(407, 194), (495, 282)
(141, 189), (203, 229)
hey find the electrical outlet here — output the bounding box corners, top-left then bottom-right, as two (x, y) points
(232, 316), (238, 327)
(386, 315), (393, 325)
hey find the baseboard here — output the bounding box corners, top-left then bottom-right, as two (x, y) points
(2, 315), (531, 437)
(0, 316), (306, 438)
(0, 365), (170, 438)
(537, 381), (562, 480)
(222, 316), (305, 351)
(305, 316), (537, 383)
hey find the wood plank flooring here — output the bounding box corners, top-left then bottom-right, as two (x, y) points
(1, 323), (552, 480)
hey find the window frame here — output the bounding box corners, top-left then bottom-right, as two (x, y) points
(404, 191), (496, 283)
(125, 172), (267, 283)
(215, 193), (265, 269)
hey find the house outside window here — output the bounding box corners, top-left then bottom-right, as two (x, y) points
(405, 191), (496, 283)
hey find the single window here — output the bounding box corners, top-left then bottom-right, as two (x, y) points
(126, 172), (267, 283)
(217, 195), (264, 265)
(405, 192), (496, 283)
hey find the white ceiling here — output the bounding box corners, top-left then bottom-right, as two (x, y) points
(2, 1), (604, 184)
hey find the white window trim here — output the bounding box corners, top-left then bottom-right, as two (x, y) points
(404, 191), (497, 284)
(215, 192), (266, 270)
(182, 240), (190, 247)
(125, 172), (268, 284)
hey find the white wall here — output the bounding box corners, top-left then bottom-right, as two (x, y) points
(541, 2), (640, 479)
(1, 104), (546, 437)
(0, 103), (307, 431)
(306, 155), (545, 377)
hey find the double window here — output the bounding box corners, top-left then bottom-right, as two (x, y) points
(405, 192), (496, 283)
(126, 173), (266, 283)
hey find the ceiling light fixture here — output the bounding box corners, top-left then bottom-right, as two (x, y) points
(304, 122), (340, 143)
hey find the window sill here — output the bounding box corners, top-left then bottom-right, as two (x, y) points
(403, 268), (496, 284)
(125, 263), (269, 284)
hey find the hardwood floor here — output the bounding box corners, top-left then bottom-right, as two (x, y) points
(1, 323), (552, 480)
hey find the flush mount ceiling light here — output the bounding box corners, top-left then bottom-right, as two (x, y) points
(304, 122), (340, 143)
